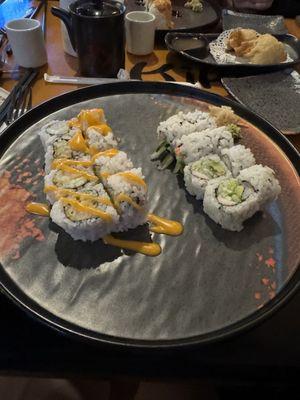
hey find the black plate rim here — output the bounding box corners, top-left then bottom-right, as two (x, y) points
(165, 32), (300, 69)
(0, 81), (299, 349)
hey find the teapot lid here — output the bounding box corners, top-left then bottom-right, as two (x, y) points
(70, 0), (124, 17)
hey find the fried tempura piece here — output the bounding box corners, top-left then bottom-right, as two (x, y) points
(233, 39), (257, 57)
(227, 29), (258, 52)
(244, 34), (287, 64)
(147, 0), (174, 29)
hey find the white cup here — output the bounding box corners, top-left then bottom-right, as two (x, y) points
(6, 19), (47, 68)
(125, 11), (156, 56)
(59, 0), (77, 57)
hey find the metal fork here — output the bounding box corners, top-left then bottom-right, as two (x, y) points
(5, 86), (33, 125)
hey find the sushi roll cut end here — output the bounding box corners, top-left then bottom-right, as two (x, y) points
(203, 177), (261, 231)
(184, 155), (230, 199)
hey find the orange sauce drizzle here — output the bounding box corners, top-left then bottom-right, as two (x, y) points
(103, 235), (161, 257)
(78, 108), (105, 130)
(60, 198), (113, 221)
(115, 172), (146, 187)
(52, 159), (92, 168)
(69, 130), (89, 153)
(91, 148), (119, 163)
(51, 159), (97, 181)
(88, 147), (101, 156)
(44, 185), (112, 206)
(98, 171), (111, 180)
(148, 214), (183, 236)
(88, 124), (112, 136)
(26, 202), (50, 216)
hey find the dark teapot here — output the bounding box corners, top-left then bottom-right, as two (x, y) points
(52, 0), (126, 77)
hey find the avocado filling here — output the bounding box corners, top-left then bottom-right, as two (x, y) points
(191, 158), (226, 180)
(226, 124), (241, 139)
(217, 178), (244, 206)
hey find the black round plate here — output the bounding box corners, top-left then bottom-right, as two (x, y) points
(0, 82), (299, 349)
(165, 32), (300, 75)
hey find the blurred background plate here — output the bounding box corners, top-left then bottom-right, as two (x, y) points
(222, 9), (288, 34)
(125, 0), (221, 42)
(165, 32), (300, 74)
(222, 70), (300, 135)
(0, 82), (299, 348)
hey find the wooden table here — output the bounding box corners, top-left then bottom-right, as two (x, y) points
(0, 0), (300, 385)
(2, 1), (300, 151)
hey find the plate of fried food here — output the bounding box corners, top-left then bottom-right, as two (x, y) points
(165, 28), (300, 73)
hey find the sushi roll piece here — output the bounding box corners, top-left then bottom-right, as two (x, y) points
(44, 128), (92, 174)
(157, 110), (216, 150)
(105, 168), (148, 231)
(183, 155), (231, 200)
(203, 165), (281, 231)
(221, 145), (256, 177)
(44, 132), (75, 173)
(39, 120), (70, 149)
(50, 182), (119, 242)
(175, 126), (234, 165)
(93, 149), (133, 183)
(238, 165), (281, 203)
(44, 161), (98, 204)
(85, 125), (118, 154)
(203, 176), (262, 231)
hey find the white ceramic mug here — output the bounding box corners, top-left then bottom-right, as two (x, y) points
(125, 11), (156, 56)
(59, 0), (77, 57)
(6, 19), (47, 68)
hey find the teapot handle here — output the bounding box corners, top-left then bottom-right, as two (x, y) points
(51, 7), (76, 52)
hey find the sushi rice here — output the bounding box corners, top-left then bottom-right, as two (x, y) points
(175, 126), (234, 165)
(105, 168), (148, 231)
(93, 150), (133, 182)
(157, 110), (216, 149)
(50, 182), (120, 241)
(238, 165), (281, 203)
(221, 144), (256, 177)
(85, 125), (118, 152)
(39, 120), (70, 150)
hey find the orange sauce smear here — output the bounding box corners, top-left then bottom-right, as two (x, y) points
(148, 214), (183, 236)
(25, 202), (50, 217)
(103, 235), (161, 257)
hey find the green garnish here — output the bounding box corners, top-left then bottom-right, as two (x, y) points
(217, 179), (244, 204)
(192, 158), (226, 178)
(159, 153), (175, 170)
(227, 124), (241, 139)
(150, 140), (169, 161)
(173, 158), (184, 174)
(184, 0), (203, 13)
